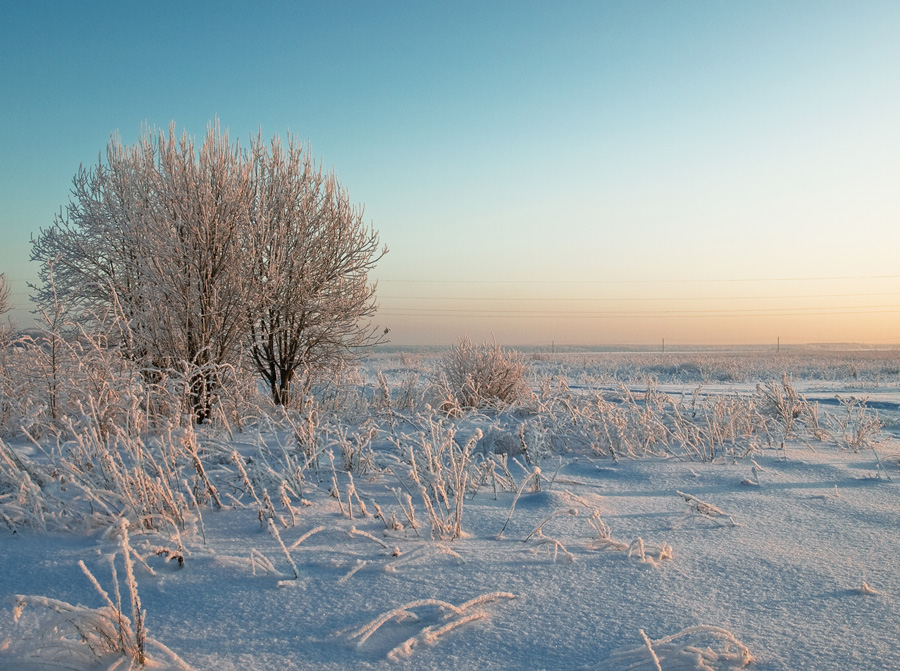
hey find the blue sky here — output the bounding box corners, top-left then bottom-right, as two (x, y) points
(2, 1), (899, 346)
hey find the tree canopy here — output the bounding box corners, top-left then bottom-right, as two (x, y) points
(31, 121), (387, 418)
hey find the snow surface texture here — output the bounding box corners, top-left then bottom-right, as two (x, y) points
(2, 350), (900, 670)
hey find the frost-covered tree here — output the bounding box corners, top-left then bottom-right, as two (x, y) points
(32, 122), (254, 421)
(0, 273), (12, 346)
(245, 137), (386, 405)
(31, 121), (386, 418)
(0, 273), (9, 317)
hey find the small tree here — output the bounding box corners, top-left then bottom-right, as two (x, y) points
(245, 136), (386, 405)
(31, 121), (387, 418)
(0, 273), (9, 318)
(32, 122), (254, 422)
(0, 273), (11, 345)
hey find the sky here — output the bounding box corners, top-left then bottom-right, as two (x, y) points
(1, 1), (899, 347)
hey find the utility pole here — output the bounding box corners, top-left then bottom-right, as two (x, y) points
(662, 338), (665, 354)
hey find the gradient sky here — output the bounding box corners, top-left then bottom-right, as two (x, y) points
(2, 1), (899, 347)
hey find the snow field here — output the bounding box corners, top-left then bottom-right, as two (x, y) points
(2, 349), (900, 669)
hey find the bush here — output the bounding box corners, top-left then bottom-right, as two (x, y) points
(435, 337), (529, 410)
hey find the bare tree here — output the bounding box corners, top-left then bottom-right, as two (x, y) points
(0, 273), (12, 346)
(0, 273), (9, 318)
(246, 136), (387, 405)
(31, 121), (387, 417)
(32, 122), (256, 421)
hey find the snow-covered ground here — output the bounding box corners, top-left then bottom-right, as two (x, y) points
(3, 350), (900, 670)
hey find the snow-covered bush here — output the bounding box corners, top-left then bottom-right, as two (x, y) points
(835, 396), (885, 452)
(434, 337), (530, 411)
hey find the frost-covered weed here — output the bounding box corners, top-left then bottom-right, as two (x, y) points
(587, 510), (673, 566)
(756, 376), (804, 444)
(677, 491), (737, 527)
(5, 518), (193, 670)
(523, 508), (579, 562)
(392, 414), (482, 540)
(348, 592), (515, 660)
(599, 625), (752, 670)
(527, 379), (764, 462)
(834, 396), (885, 452)
(335, 423), (379, 474)
(469, 453), (517, 499)
(434, 337), (530, 411)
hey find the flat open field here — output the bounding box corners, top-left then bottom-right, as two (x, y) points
(3, 349), (900, 670)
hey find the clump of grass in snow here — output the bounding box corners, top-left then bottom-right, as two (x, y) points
(7, 593), (194, 671)
(588, 510), (673, 566)
(6, 519), (193, 670)
(857, 582), (879, 596)
(599, 625), (752, 670)
(469, 453), (517, 500)
(677, 491), (737, 527)
(394, 418), (482, 540)
(348, 592), (515, 660)
(833, 396), (893, 480)
(756, 375), (808, 453)
(434, 337), (529, 412)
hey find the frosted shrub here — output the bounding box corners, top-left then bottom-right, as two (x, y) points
(435, 337), (529, 411)
(835, 396), (884, 452)
(756, 376), (804, 442)
(0, 338), (35, 437)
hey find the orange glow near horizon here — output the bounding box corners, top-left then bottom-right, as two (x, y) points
(375, 275), (900, 347)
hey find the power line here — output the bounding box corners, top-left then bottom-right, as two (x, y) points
(380, 291), (900, 302)
(378, 305), (900, 319)
(381, 302), (900, 314)
(378, 274), (900, 285)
